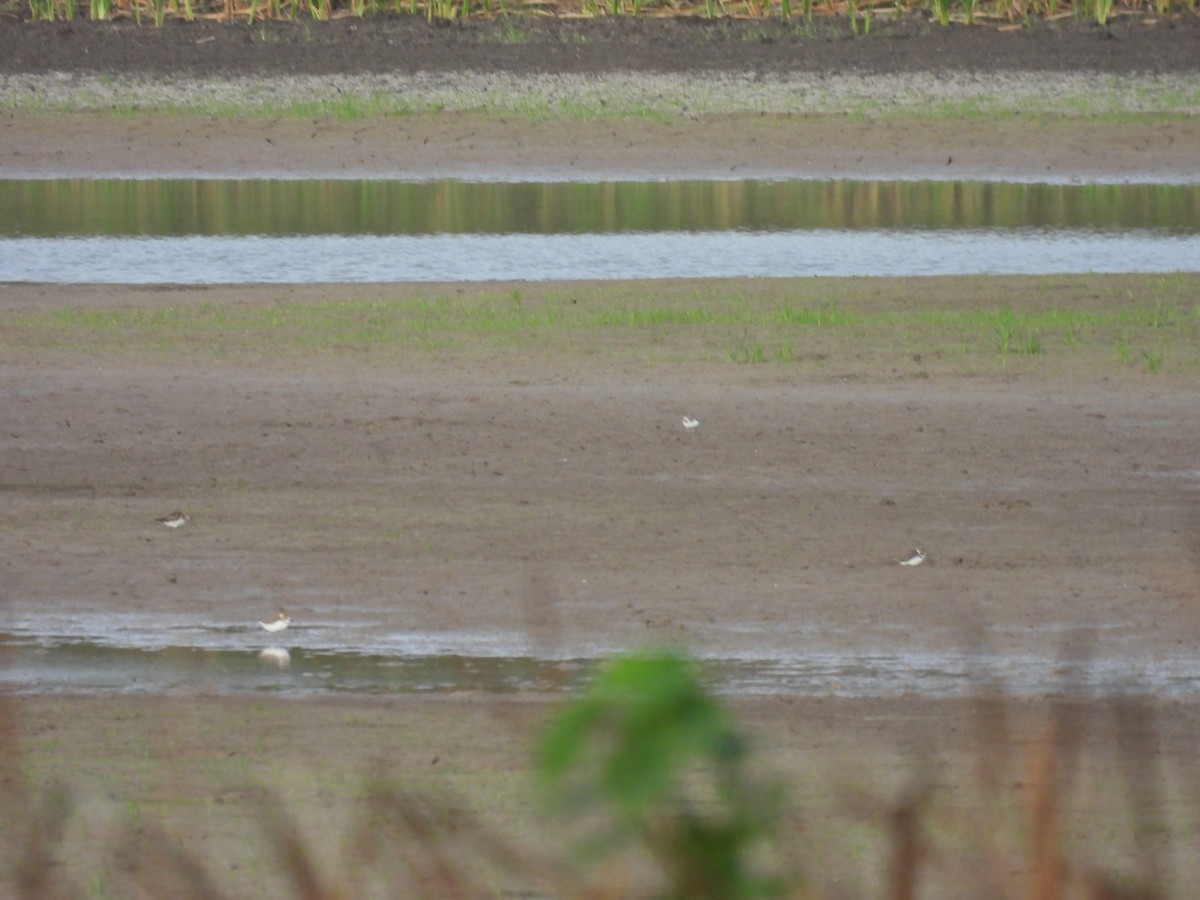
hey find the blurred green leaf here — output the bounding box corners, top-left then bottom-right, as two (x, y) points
(537, 647), (793, 898)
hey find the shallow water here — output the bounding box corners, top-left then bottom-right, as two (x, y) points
(3, 177), (1198, 282)
(4, 229), (1200, 283)
(3, 620), (1198, 698)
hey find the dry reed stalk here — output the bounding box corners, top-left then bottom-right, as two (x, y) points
(1025, 724), (1068, 900)
(970, 690), (1018, 896)
(344, 783), (572, 898)
(118, 826), (231, 900)
(1, 697), (69, 900)
(0, 695), (24, 805)
(1114, 698), (1166, 887)
(261, 798), (349, 900)
(886, 781), (928, 900)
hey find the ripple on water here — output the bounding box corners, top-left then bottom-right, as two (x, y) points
(3, 628), (1199, 699)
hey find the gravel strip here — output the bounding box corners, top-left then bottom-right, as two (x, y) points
(4, 69), (1199, 116)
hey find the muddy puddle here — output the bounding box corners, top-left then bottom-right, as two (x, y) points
(3, 621), (1198, 698)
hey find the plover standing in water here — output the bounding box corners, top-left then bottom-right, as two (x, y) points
(156, 511), (190, 529)
(682, 416), (701, 432)
(897, 549), (927, 567)
(259, 610), (291, 633)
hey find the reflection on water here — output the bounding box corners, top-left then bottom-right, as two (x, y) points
(4, 178), (1199, 237)
(2, 635), (1198, 699)
(0, 638), (595, 695)
(259, 647), (291, 668)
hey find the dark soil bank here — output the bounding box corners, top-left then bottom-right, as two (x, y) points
(1, 13), (1198, 78)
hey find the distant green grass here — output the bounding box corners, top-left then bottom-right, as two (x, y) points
(6, 274), (1199, 375)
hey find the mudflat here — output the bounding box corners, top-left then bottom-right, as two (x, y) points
(2, 14), (1200, 897)
(5, 271), (1200, 893)
(4, 276), (1200, 663)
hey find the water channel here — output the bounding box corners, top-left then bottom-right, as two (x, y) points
(3, 178), (1198, 282)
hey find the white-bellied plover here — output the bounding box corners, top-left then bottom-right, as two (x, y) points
(259, 610), (291, 633)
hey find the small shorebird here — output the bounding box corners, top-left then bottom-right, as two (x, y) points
(682, 416), (701, 432)
(156, 511), (190, 529)
(897, 549), (927, 567)
(259, 610), (291, 633)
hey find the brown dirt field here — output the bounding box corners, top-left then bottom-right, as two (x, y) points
(2, 15), (1200, 897)
(8, 111), (1200, 182)
(2, 279), (1200, 664)
(3, 14), (1200, 182)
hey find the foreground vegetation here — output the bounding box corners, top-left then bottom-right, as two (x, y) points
(13, 0), (1200, 29)
(5, 274), (1199, 376)
(4, 652), (1194, 897)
